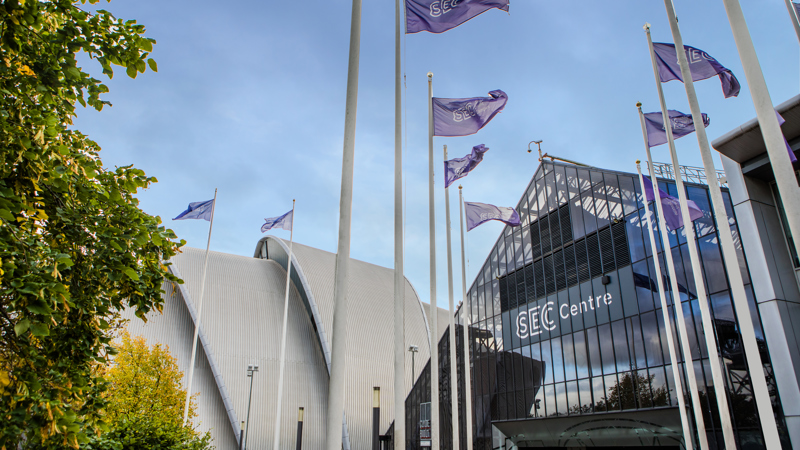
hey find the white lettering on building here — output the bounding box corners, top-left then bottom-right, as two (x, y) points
(516, 294), (613, 339)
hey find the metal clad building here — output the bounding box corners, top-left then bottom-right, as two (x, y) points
(125, 236), (449, 449)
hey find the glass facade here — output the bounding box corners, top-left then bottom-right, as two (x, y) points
(402, 162), (790, 449)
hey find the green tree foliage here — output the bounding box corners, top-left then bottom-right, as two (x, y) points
(86, 332), (213, 450)
(0, 0), (183, 448)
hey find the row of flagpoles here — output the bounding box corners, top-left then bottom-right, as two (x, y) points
(168, 0), (800, 448)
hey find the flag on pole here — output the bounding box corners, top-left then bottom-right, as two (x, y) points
(644, 110), (710, 147)
(653, 43), (741, 98)
(776, 110), (798, 163)
(433, 90), (508, 136)
(643, 176), (703, 231)
(173, 199), (214, 221)
(406, 0), (509, 34)
(794, 2), (800, 19)
(444, 144), (489, 188)
(464, 201), (520, 231)
(261, 210), (293, 232)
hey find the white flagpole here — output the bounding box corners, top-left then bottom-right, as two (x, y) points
(427, 72), (441, 450)
(183, 188), (218, 426)
(719, 0), (800, 265)
(443, 145), (460, 450)
(635, 154), (696, 449)
(393, 0), (406, 446)
(645, 23), (738, 449)
(326, 0), (361, 447)
(638, 105), (710, 450)
(659, 2), (784, 444)
(273, 200), (296, 450)
(458, 186), (474, 450)
(784, 0), (800, 43)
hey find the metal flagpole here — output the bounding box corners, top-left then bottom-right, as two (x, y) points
(719, 0), (800, 263)
(427, 72), (441, 450)
(659, 2), (784, 444)
(638, 104), (710, 450)
(273, 200), (296, 450)
(784, 0), (800, 43)
(635, 154), (695, 449)
(443, 145), (460, 450)
(183, 188), (217, 426)
(394, 0), (406, 446)
(645, 23), (738, 449)
(458, 186), (474, 450)
(326, 0), (362, 446)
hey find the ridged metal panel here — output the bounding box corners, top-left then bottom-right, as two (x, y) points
(256, 236), (450, 447)
(126, 241), (450, 450)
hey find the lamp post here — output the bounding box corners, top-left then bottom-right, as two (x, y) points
(244, 363), (259, 450)
(408, 345), (419, 381)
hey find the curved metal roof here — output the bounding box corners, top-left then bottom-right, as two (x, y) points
(125, 240), (449, 449)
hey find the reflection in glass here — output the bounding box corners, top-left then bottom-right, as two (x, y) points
(604, 374), (620, 411)
(688, 186), (715, 238)
(539, 339), (552, 385)
(633, 260), (655, 313)
(598, 324), (616, 375)
(587, 327), (602, 377)
(552, 337), (565, 384)
(498, 238), (507, 277)
(570, 194), (587, 241)
(578, 379), (593, 414)
(574, 330), (589, 379)
(619, 175), (638, 215)
(629, 317), (647, 370)
(555, 165), (568, 206)
(592, 377), (606, 412)
(640, 312), (664, 367)
(565, 167), (580, 199)
(581, 191), (598, 235)
(566, 380), (579, 414)
(492, 279), (500, 318)
(478, 285), (486, 322)
(698, 234), (727, 294)
(605, 173), (623, 221)
(593, 182), (610, 229)
(544, 384), (556, 417)
(555, 382), (567, 416)
(626, 211), (647, 263)
(612, 320), (630, 371)
(563, 334), (576, 381)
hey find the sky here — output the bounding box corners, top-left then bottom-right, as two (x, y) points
(73, 0), (800, 310)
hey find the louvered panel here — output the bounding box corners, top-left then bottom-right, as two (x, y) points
(530, 223), (542, 260)
(543, 254), (556, 295)
(587, 233), (603, 278)
(534, 260), (545, 299)
(553, 250), (566, 291)
(600, 227), (615, 273)
(515, 268), (527, 308)
(560, 204), (573, 246)
(499, 275), (510, 312)
(612, 221), (631, 267)
(564, 244), (578, 286)
(575, 239), (590, 282)
(550, 211), (562, 251)
(507, 272), (518, 310)
(540, 215), (552, 255)
(524, 264), (536, 303)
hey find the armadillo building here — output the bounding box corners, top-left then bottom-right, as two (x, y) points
(401, 157), (800, 449)
(124, 237), (450, 449)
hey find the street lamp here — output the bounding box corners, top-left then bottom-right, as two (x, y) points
(244, 363), (259, 449)
(408, 345), (419, 381)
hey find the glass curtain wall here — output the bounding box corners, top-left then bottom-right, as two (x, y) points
(403, 162), (788, 450)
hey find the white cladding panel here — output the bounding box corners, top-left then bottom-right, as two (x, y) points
(125, 240), (449, 450)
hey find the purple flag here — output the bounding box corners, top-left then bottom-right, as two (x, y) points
(444, 144), (489, 188)
(776, 110), (798, 163)
(464, 201), (520, 231)
(406, 0), (509, 34)
(433, 90), (508, 137)
(261, 210), (293, 232)
(643, 110), (710, 147)
(173, 199), (214, 221)
(795, 2), (800, 20)
(643, 176), (703, 232)
(653, 43), (741, 98)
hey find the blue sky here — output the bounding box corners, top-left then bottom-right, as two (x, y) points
(74, 0), (800, 308)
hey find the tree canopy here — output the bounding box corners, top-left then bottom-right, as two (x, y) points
(88, 332), (213, 450)
(0, 0), (182, 448)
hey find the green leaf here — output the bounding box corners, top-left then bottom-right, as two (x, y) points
(122, 267), (140, 281)
(147, 58), (157, 72)
(30, 323), (50, 337)
(0, 209), (14, 221)
(14, 319), (30, 336)
(27, 300), (52, 315)
(126, 65), (138, 79)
